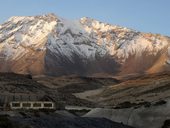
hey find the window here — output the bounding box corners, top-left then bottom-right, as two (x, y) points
(12, 103), (20, 107)
(33, 103), (41, 107)
(22, 103), (31, 108)
(44, 103), (53, 108)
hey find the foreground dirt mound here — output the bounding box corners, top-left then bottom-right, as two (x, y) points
(7, 114), (134, 128)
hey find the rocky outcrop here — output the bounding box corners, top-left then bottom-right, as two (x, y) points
(85, 100), (170, 128)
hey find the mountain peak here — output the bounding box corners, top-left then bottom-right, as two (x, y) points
(8, 16), (32, 23)
(7, 13), (58, 24)
(44, 13), (56, 17)
(40, 13), (58, 21)
(80, 17), (94, 22)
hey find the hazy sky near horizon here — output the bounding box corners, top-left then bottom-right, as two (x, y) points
(0, 0), (170, 36)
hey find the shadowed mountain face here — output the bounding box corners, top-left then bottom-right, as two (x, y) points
(0, 13), (170, 76)
(45, 49), (120, 76)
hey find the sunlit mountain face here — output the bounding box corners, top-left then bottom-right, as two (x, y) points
(0, 13), (170, 76)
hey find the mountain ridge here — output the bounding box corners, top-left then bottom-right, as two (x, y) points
(0, 13), (170, 76)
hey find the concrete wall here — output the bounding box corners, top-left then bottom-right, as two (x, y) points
(65, 106), (92, 111)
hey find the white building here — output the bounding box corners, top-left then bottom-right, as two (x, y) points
(9, 101), (56, 110)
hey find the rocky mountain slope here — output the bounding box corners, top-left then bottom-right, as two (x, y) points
(0, 13), (170, 76)
(77, 72), (170, 128)
(91, 72), (170, 107)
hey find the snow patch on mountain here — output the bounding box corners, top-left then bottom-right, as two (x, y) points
(46, 17), (107, 61)
(0, 14), (58, 60)
(80, 17), (169, 60)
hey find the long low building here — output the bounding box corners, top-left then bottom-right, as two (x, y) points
(9, 101), (56, 110)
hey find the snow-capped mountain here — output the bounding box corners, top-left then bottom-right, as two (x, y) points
(0, 13), (169, 76)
